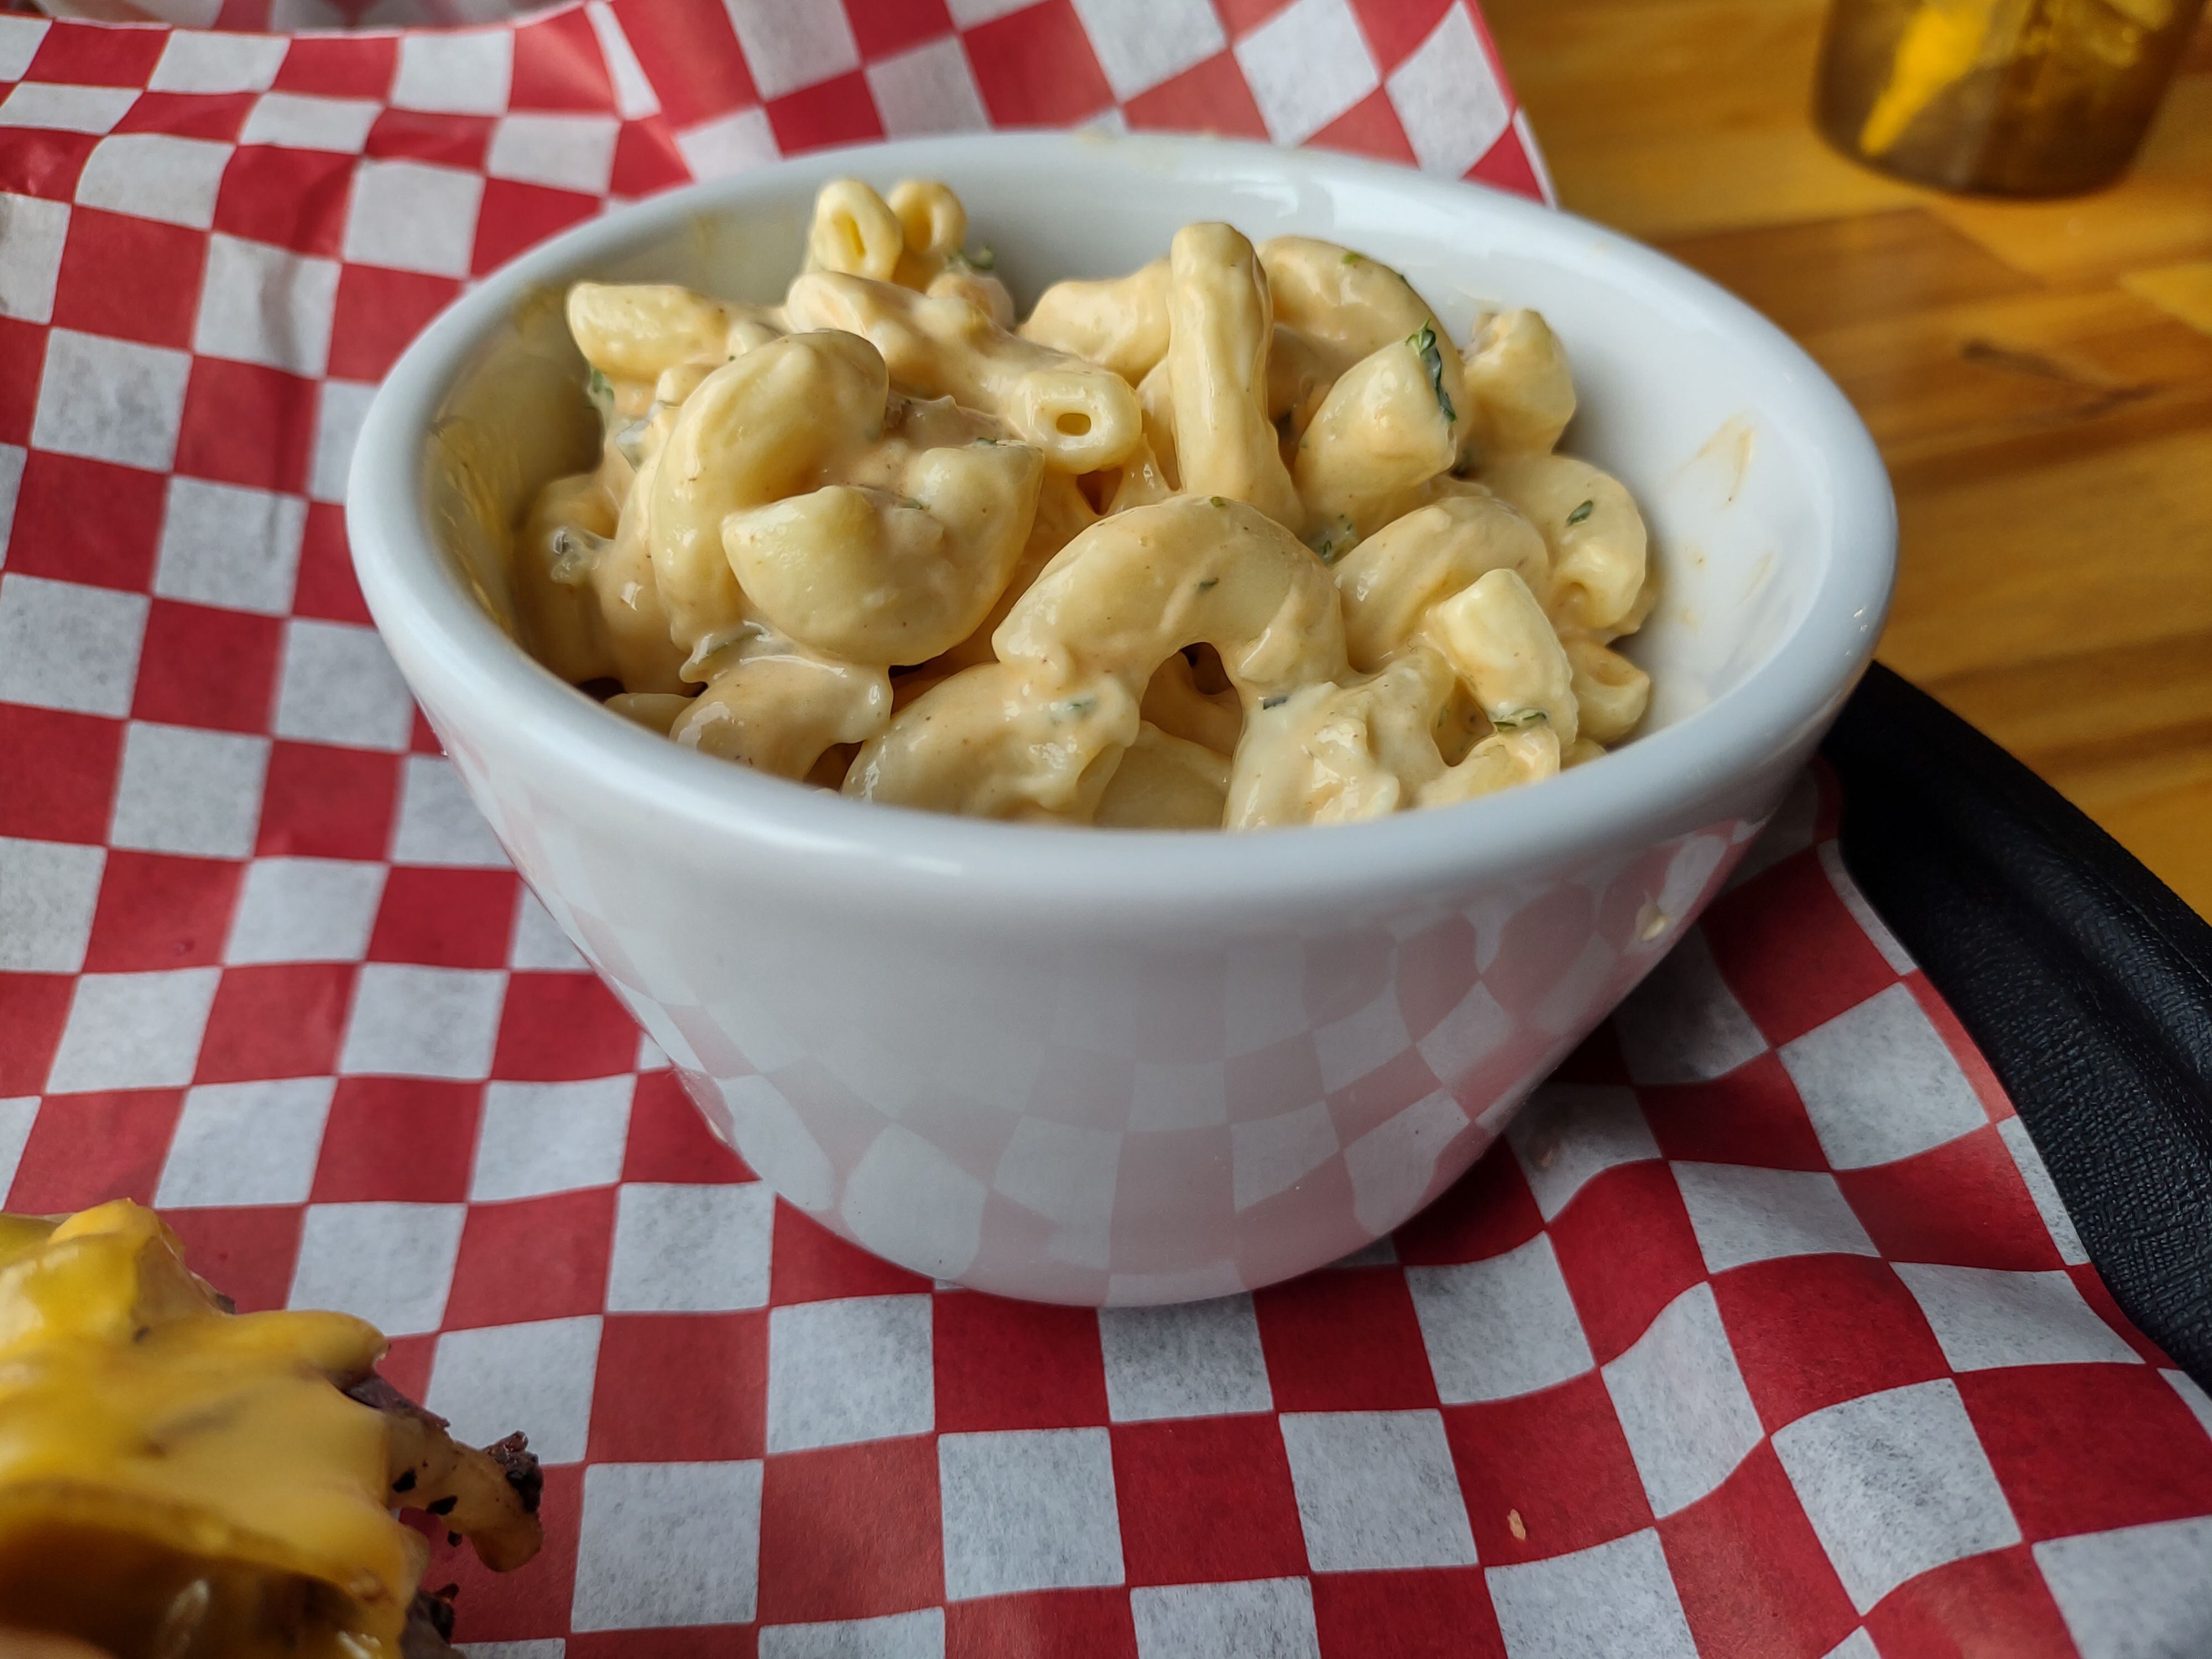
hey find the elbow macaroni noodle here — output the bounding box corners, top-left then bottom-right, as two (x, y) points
(513, 178), (1658, 830)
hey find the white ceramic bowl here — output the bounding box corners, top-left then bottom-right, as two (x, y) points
(348, 132), (1894, 1305)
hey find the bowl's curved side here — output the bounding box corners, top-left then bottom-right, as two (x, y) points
(349, 131), (1895, 930)
(432, 686), (1771, 1302)
(346, 132), (1895, 1301)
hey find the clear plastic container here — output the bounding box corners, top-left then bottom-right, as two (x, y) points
(1816, 0), (2209, 195)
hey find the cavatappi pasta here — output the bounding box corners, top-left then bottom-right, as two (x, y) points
(514, 179), (1655, 829)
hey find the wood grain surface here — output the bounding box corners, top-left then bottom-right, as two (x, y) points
(1484, 0), (2212, 916)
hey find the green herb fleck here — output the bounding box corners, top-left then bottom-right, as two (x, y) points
(1408, 324), (1456, 424)
(964, 244), (997, 272)
(1261, 695), (1288, 710)
(1307, 517), (1354, 566)
(1053, 695), (1096, 721)
(1491, 708), (1550, 730)
(1565, 499), (1596, 527)
(586, 367), (614, 419)
(1195, 577), (1218, 592)
(1209, 496), (1227, 508)
(1342, 251), (1364, 265)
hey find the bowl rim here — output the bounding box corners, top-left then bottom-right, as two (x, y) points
(347, 129), (1896, 921)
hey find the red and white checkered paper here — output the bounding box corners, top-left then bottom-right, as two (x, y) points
(2, 3), (2210, 1654)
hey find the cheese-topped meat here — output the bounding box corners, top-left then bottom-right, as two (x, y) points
(0, 1202), (542, 1659)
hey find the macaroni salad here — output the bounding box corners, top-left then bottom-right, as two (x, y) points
(513, 179), (1656, 830)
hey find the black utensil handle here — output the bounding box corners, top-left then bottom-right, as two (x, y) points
(1824, 663), (2212, 1385)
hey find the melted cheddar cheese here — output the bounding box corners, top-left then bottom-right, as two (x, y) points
(0, 1203), (430, 1657)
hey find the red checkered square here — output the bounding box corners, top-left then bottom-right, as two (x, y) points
(443, 1186), (616, 1328)
(82, 850), (241, 972)
(964, 2), (1114, 125)
(254, 740), (399, 858)
(0, 128), (97, 200)
(1308, 88), (1418, 165)
(159, 1203), (305, 1314)
(0, 974), (72, 1096)
(132, 600), (283, 733)
(936, 1293), (1110, 1432)
(1254, 1264), (1438, 1411)
(365, 106), (493, 168)
(1218, 0), (1298, 33)
(1443, 1374), (1654, 1564)
(1112, 1416), (1308, 1585)
(270, 33), (396, 98)
(621, 1069), (757, 1184)
(1394, 1139), (1542, 1265)
(0, 316), (41, 446)
(1961, 1363), (2212, 1542)
(1702, 848), (1902, 1048)
(1657, 1442), (1859, 1659)
(0, 704), (123, 844)
(510, 8), (616, 111)
(1122, 51), (1269, 139)
(290, 502), (371, 623)
(1712, 1255), (1951, 1432)
(8, 1088), (182, 1210)
(374, 1331), (437, 1401)
(588, 1311), (766, 1463)
(195, 962), (352, 1082)
(51, 207), (207, 351)
(608, 118), (689, 197)
(326, 262), (460, 382)
(470, 175), (599, 275)
(847, 0), (954, 58)
(491, 970), (641, 1081)
(1311, 1568), (1504, 1659)
(175, 356), (316, 493)
(605, 0), (755, 127)
(1548, 1162), (1707, 1363)
(1468, 131), (1546, 200)
(1837, 1125), (2065, 1272)
(758, 1436), (943, 1623)
(1861, 1545), (2077, 1659)
(1640, 1051), (1832, 1172)
(565, 1632), (750, 1659)
(312, 1076), (481, 1202)
(24, 20), (163, 85)
(7, 451), (167, 591)
(764, 70), (884, 154)
(115, 90), (254, 143)
(213, 145), (356, 258)
(1347, 0), (1458, 70)
(770, 1201), (933, 1303)
(367, 865), (517, 968)
(946, 1589), (1139, 1659)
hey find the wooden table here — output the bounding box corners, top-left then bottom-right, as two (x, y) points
(1484, 0), (2212, 917)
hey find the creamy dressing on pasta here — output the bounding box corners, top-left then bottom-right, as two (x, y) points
(511, 177), (1656, 829)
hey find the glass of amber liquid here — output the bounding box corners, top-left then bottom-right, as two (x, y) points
(1816, 0), (2209, 194)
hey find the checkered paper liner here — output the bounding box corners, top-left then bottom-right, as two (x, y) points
(2, 2), (2210, 1654)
